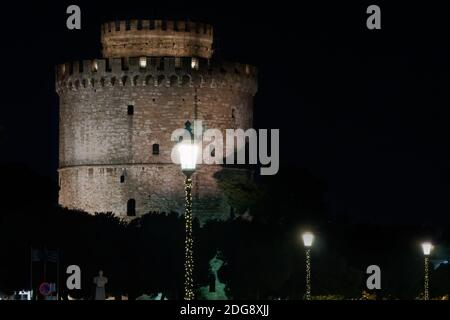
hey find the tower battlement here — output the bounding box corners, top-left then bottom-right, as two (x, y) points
(101, 20), (213, 59)
(56, 57), (257, 94)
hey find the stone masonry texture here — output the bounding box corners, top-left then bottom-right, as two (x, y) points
(56, 19), (257, 223)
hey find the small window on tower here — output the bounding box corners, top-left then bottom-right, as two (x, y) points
(139, 57), (147, 69)
(152, 144), (160, 155)
(92, 61), (98, 72)
(120, 175), (125, 183)
(128, 105), (134, 115)
(127, 199), (136, 217)
(191, 57), (199, 70)
(157, 58), (164, 71)
(232, 108), (235, 119)
(175, 57), (181, 69)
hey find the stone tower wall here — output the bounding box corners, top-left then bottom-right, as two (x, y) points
(56, 56), (257, 221)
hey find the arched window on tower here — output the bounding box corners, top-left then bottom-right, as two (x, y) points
(175, 57), (181, 69)
(128, 105), (134, 115)
(145, 75), (153, 86)
(157, 75), (165, 85)
(127, 199), (136, 217)
(152, 144), (160, 155)
(182, 75), (191, 86)
(169, 75), (178, 86)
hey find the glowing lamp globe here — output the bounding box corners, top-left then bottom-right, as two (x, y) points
(302, 232), (314, 247)
(179, 143), (199, 175)
(422, 242), (433, 256)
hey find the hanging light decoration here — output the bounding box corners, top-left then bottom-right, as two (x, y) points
(178, 140), (199, 300)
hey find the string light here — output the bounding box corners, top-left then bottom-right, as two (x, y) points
(305, 247), (311, 300)
(302, 231), (313, 300)
(184, 177), (195, 300)
(424, 256), (429, 300)
(421, 242), (432, 300)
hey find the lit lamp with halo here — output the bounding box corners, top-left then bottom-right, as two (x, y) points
(178, 141), (199, 300)
(301, 231), (314, 300)
(421, 242), (433, 300)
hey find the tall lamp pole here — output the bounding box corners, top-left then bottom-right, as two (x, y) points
(421, 242), (433, 300)
(302, 232), (314, 300)
(178, 142), (199, 300)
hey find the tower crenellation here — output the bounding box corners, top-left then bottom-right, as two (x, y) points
(101, 19), (214, 59)
(56, 57), (257, 95)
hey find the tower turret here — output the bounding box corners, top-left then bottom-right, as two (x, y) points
(101, 19), (213, 59)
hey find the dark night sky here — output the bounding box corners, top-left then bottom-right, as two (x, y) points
(1, 1), (450, 224)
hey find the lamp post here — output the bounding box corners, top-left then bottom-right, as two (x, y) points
(421, 242), (433, 300)
(178, 142), (199, 300)
(302, 232), (314, 300)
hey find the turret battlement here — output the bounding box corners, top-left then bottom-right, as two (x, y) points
(55, 57), (257, 94)
(101, 20), (214, 59)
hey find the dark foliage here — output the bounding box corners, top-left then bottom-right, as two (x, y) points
(1, 164), (450, 299)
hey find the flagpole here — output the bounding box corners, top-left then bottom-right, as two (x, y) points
(43, 247), (47, 283)
(56, 249), (60, 301)
(30, 247), (33, 300)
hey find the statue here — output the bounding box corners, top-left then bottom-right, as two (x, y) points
(93, 270), (108, 300)
(199, 251), (229, 300)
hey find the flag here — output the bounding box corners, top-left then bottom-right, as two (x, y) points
(44, 248), (58, 263)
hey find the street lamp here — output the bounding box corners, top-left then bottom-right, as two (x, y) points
(302, 232), (314, 300)
(178, 142), (199, 300)
(421, 242), (433, 300)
